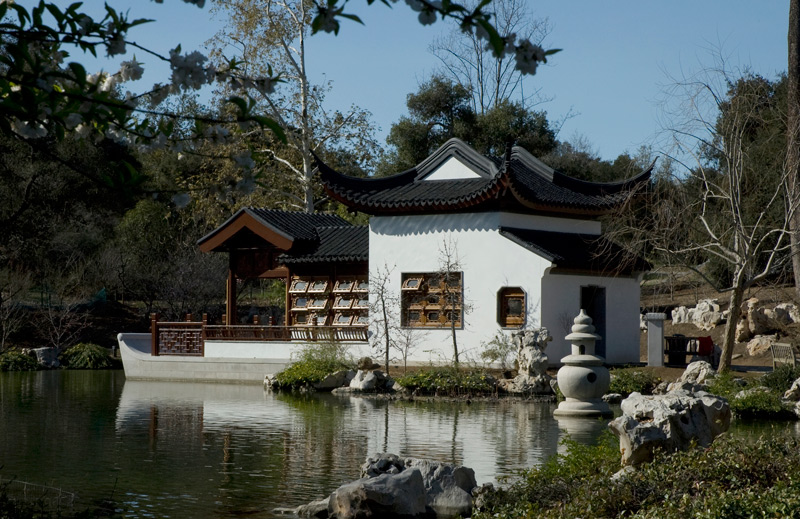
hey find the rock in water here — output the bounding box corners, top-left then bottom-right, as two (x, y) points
(608, 389), (731, 466)
(328, 469), (427, 519)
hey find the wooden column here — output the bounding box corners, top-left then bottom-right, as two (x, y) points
(285, 270), (291, 326)
(226, 268), (237, 326)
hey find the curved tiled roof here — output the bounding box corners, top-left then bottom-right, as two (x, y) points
(318, 138), (652, 216)
(279, 226), (368, 264)
(499, 227), (650, 275)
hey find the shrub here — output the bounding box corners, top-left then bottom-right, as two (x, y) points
(59, 343), (113, 369)
(479, 332), (516, 371)
(274, 341), (353, 389)
(760, 364), (800, 394)
(473, 433), (800, 519)
(0, 350), (39, 372)
(608, 367), (660, 396)
(396, 368), (495, 395)
(730, 388), (796, 420)
(706, 371), (748, 400)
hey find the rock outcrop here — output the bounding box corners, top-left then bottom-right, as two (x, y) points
(497, 328), (553, 395)
(666, 361), (716, 392)
(608, 389), (731, 467)
(671, 299), (724, 330)
(295, 453), (478, 519)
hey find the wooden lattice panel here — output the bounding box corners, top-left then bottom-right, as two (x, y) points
(158, 327), (203, 355)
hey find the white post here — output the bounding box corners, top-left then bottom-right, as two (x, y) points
(645, 313), (667, 367)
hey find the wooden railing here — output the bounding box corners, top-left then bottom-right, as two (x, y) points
(150, 314), (368, 356)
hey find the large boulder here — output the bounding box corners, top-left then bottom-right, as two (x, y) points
(31, 347), (60, 368)
(746, 334), (777, 357)
(328, 469), (427, 519)
(666, 361), (716, 392)
(405, 458), (477, 518)
(784, 378), (800, 401)
(608, 389), (731, 467)
(334, 370), (396, 393)
(671, 299), (723, 330)
(314, 370), (356, 391)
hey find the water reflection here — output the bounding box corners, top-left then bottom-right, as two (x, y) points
(2, 372), (612, 519)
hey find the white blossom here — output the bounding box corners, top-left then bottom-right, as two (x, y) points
(317, 7), (338, 33)
(106, 33), (126, 56)
(148, 83), (172, 107)
(64, 113), (82, 130)
(119, 59), (144, 82)
(75, 123), (92, 139)
(233, 151), (255, 170)
(514, 40), (545, 75)
(11, 119), (47, 139)
(418, 9), (436, 25)
(169, 48), (215, 90)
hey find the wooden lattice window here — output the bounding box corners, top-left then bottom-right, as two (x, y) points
(401, 272), (462, 328)
(498, 287), (525, 328)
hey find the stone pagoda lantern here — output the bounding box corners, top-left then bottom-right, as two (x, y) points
(553, 310), (612, 418)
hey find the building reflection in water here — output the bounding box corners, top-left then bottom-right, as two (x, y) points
(115, 382), (611, 515)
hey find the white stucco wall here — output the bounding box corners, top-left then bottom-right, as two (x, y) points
(541, 272), (642, 365)
(369, 212), (642, 366)
(370, 212), (557, 364)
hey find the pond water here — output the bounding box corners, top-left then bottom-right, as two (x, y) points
(1, 371), (797, 518)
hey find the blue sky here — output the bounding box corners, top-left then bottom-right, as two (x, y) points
(60, 1), (789, 161)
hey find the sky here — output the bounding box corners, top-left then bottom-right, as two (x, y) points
(56, 0), (790, 161)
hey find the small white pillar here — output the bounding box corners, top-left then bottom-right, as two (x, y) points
(645, 313), (667, 367)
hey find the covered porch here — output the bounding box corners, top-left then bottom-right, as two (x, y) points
(147, 208), (370, 357)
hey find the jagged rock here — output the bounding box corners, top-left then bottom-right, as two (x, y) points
(671, 306), (690, 325)
(671, 300), (723, 330)
(652, 381), (670, 395)
(794, 401), (800, 420)
(264, 373), (278, 390)
(735, 319), (750, 342)
(784, 378), (800, 401)
(405, 458), (477, 518)
(346, 369), (395, 392)
(666, 361), (716, 392)
(357, 356), (380, 370)
(316, 454), (479, 518)
(603, 393), (623, 404)
(774, 303), (800, 324)
(608, 389), (731, 466)
(640, 314), (647, 331)
(314, 370), (356, 390)
(294, 497), (330, 518)
(498, 328), (553, 395)
(746, 334), (777, 357)
(31, 347), (60, 368)
(692, 299), (723, 330)
(328, 469), (427, 519)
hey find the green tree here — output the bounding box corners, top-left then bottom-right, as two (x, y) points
(377, 75), (556, 175)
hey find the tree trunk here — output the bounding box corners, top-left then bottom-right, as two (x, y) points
(382, 298), (390, 372)
(718, 271), (746, 373)
(788, 0), (800, 299)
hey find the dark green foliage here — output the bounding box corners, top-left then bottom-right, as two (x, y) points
(473, 433), (800, 519)
(0, 350), (39, 371)
(760, 363), (800, 393)
(377, 75), (556, 176)
(59, 343), (113, 370)
(608, 368), (660, 396)
(396, 368), (495, 395)
(274, 342), (354, 389)
(730, 389), (796, 420)
(706, 370), (747, 399)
